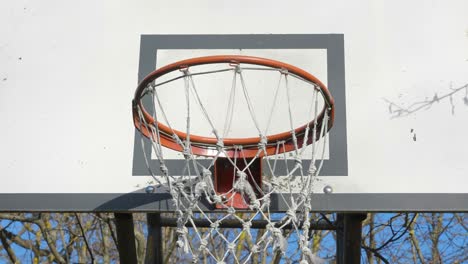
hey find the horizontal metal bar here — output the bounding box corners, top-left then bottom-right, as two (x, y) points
(159, 217), (336, 230)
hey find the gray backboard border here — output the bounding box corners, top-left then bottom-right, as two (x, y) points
(132, 34), (348, 177)
(0, 193), (467, 212)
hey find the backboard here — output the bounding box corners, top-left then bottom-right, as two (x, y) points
(1, 0), (467, 212)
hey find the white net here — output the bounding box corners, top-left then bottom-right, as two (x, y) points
(134, 57), (333, 263)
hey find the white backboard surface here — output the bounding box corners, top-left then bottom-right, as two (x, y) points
(1, 0), (467, 211)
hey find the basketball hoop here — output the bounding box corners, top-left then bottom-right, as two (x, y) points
(134, 56), (334, 158)
(133, 55), (334, 263)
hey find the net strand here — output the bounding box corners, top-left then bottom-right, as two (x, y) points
(237, 67), (263, 137)
(223, 70), (238, 138)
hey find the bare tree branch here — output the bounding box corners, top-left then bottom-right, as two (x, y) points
(361, 245), (390, 264)
(36, 214), (66, 264)
(384, 83), (468, 118)
(0, 227), (18, 264)
(74, 213), (95, 263)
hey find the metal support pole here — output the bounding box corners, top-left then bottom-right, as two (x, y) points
(145, 213), (163, 264)
(115, 213), (138, 264)
(336, 213), (367, 264)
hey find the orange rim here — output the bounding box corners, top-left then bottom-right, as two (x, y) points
(133, 55), (334, 158)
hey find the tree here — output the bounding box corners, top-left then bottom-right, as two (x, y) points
(0, 213), (466, 263)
